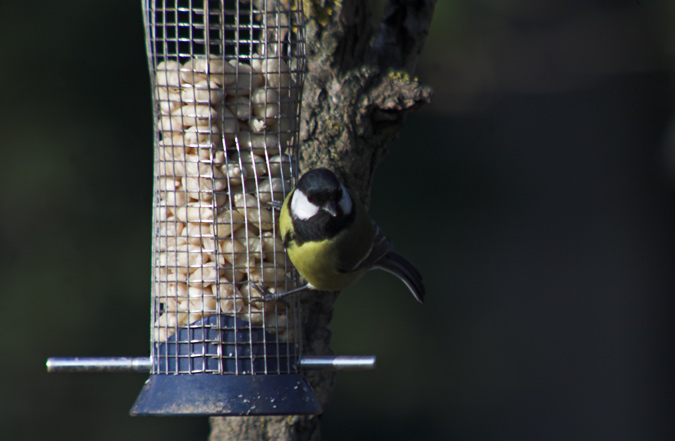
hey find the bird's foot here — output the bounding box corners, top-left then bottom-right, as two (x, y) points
(251, 282), (290, 308)
(267, 200), (283, 211)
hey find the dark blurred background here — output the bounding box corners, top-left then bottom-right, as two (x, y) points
(2, 1), (674, 440)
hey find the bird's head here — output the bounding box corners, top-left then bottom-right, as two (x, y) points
(291, 168), (353, 221)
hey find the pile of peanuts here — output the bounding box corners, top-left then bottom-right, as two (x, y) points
(152, 54), (299, 343)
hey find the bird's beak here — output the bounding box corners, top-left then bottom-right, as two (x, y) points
(321, 201), (338, 217)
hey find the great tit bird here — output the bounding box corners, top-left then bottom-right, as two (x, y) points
(259, 168), (425, 304)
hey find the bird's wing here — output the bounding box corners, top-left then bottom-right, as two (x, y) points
(338, 222), (425, 304)
(341, 224), (393, 273)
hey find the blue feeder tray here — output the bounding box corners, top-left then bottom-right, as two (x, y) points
(130, 314), (322, 416)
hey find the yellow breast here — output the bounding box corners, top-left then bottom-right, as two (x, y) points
(286, 238), (364, 291)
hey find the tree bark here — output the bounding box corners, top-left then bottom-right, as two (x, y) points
(209, 1), (435, 439)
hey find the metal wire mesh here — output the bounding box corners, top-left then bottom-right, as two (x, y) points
(142, 0), (305, 375)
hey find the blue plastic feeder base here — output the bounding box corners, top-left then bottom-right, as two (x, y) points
(131, 314), (321, 416)
(130, 373), (322, 416)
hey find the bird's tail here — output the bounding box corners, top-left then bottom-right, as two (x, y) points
(372, 251), (425, 304)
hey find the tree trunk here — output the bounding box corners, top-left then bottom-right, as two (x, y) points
(209, 1), (435, 439)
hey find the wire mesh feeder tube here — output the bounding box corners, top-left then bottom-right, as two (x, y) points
(131, 0), (319, 416)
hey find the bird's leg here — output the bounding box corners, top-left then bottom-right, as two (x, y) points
(252, 282), (310, 306)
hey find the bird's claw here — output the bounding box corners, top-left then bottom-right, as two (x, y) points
(252, 282), (290, 308)
(267, 200), (283, 211)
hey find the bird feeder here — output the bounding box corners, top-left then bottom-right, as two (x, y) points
(133, 0), (317, 416)
(46, 0), (375, 417)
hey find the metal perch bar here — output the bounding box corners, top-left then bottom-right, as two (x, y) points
(46, 355), (376, 373)
(46, 357), (153, 373)
(297, 355), (377, 371)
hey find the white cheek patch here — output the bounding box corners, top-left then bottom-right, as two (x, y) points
(339, 185), (353, 215)
(291, 190), (319, 220)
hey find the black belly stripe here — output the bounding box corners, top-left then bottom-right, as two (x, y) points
(283, 230), (293, 248)
(292, 204), (356, 245)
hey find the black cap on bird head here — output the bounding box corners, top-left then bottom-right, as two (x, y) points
(297, 168), (342, 203)
(290, 168), (355, 240)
